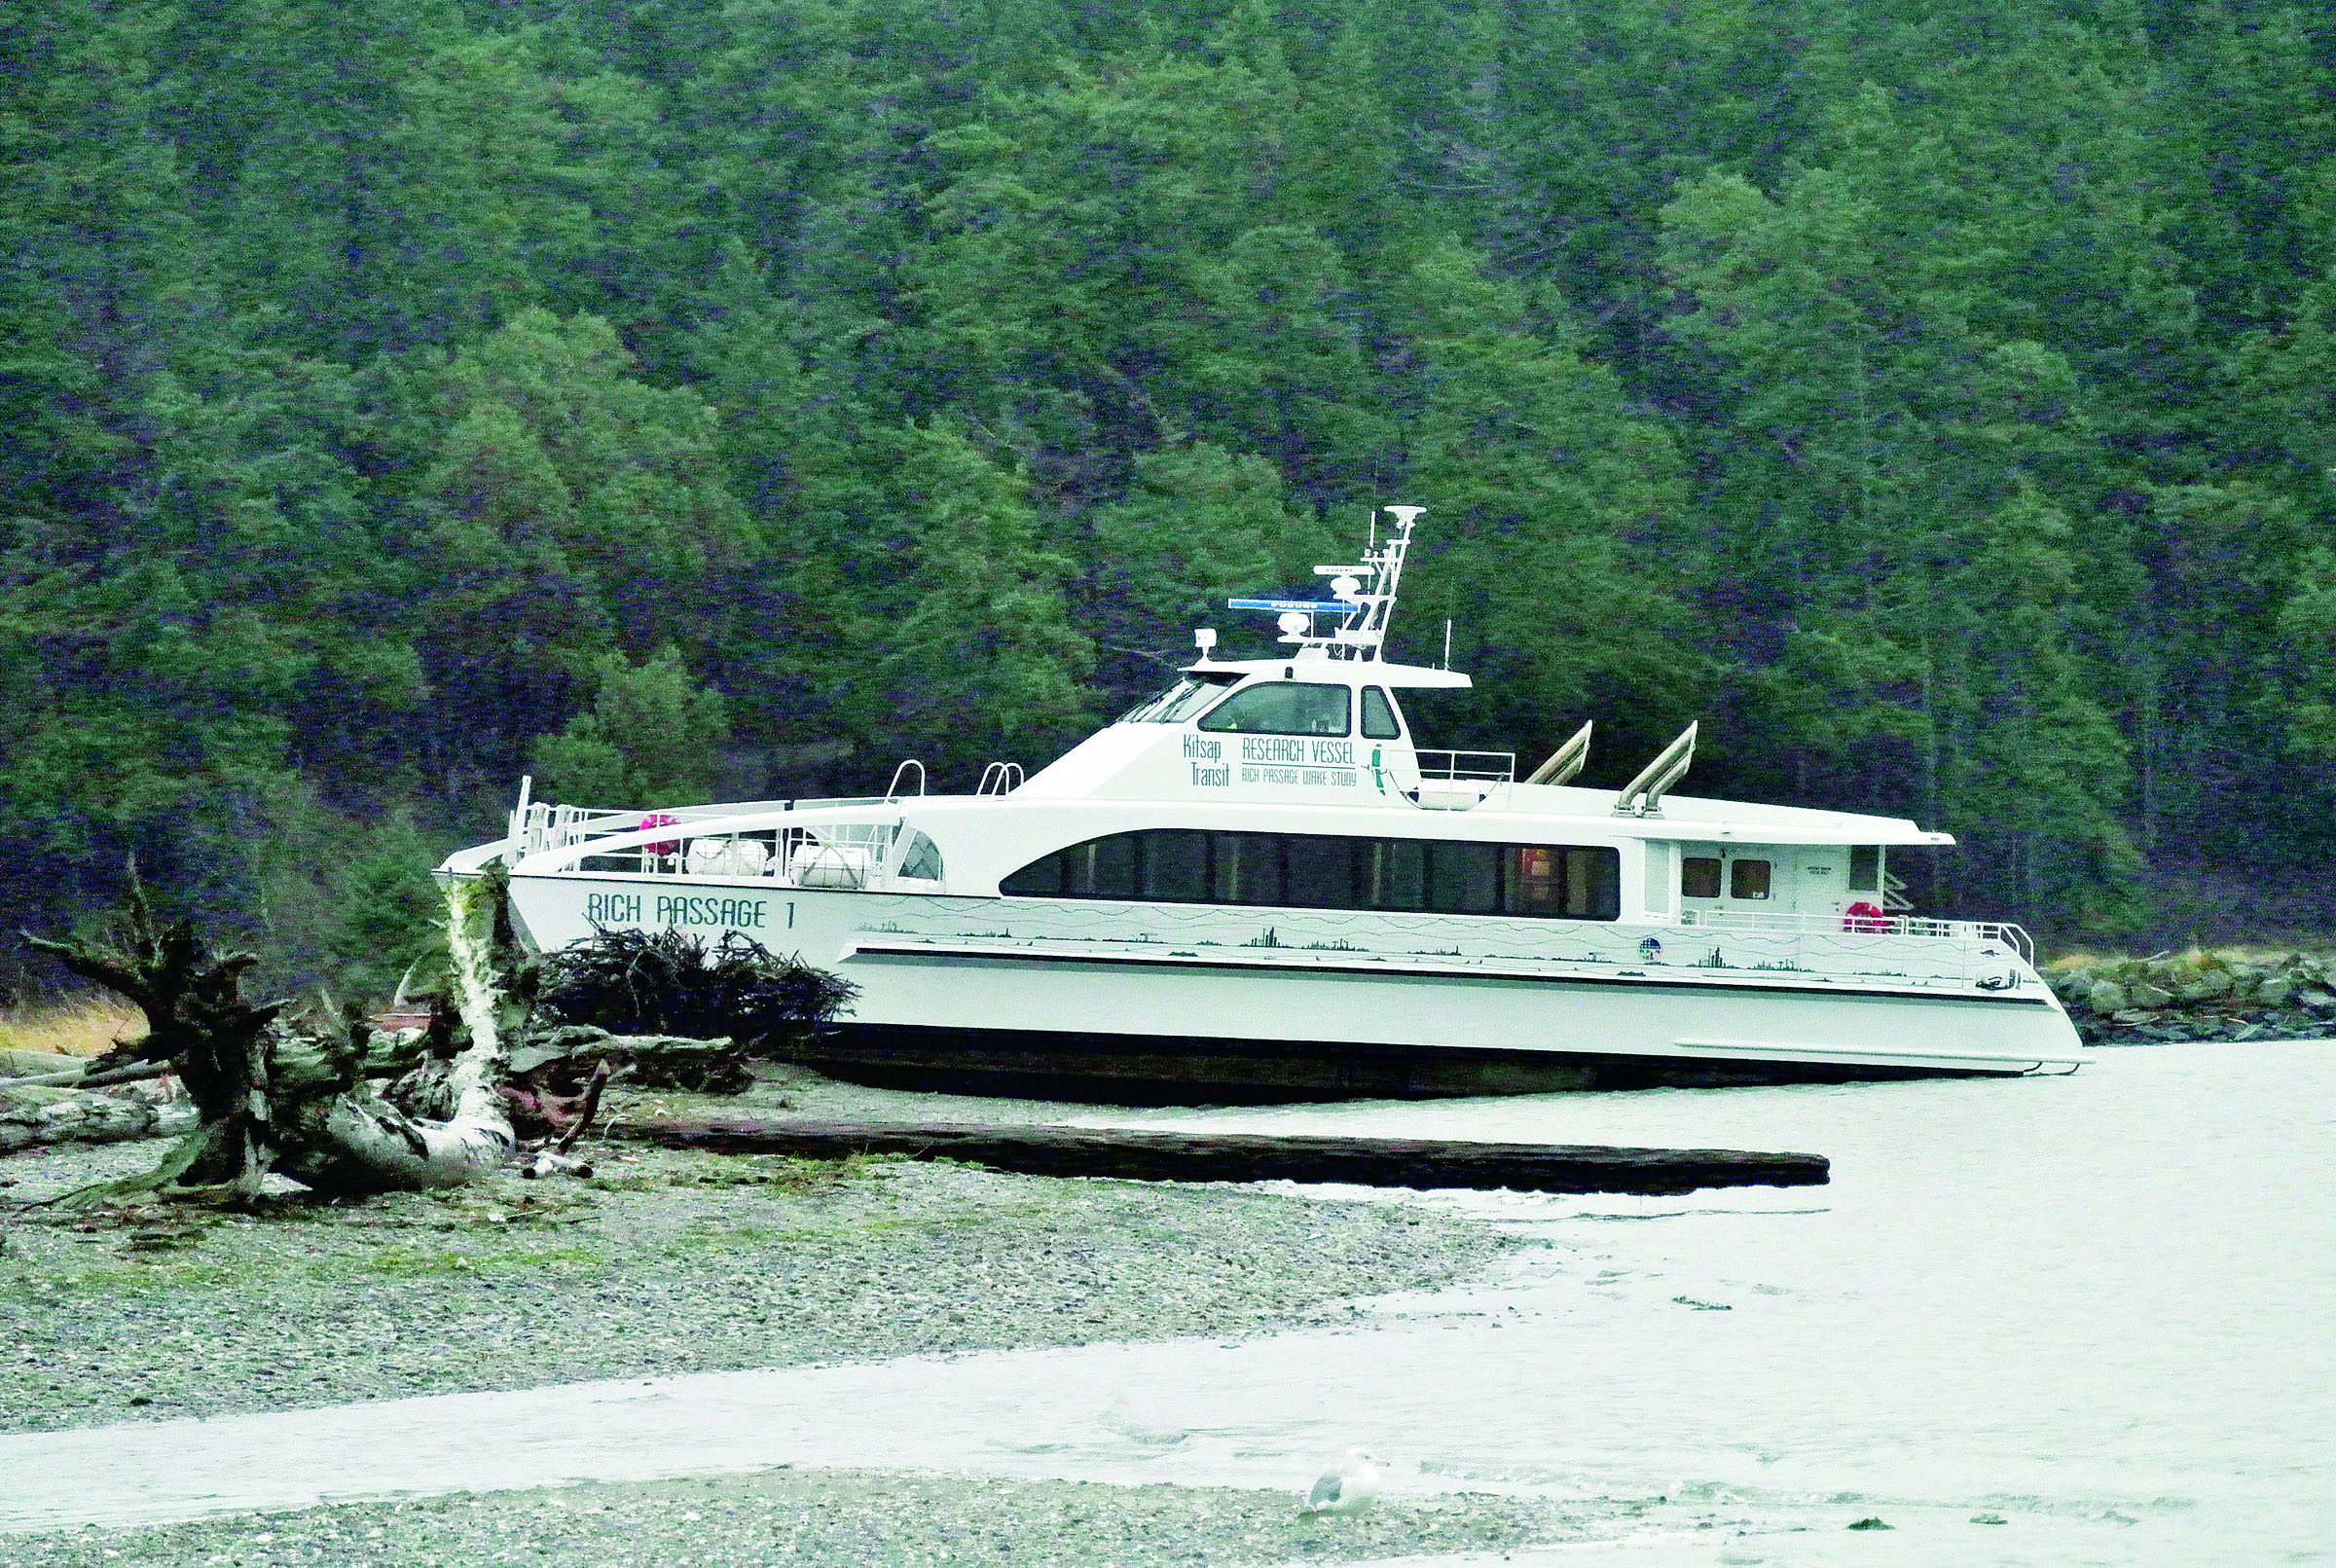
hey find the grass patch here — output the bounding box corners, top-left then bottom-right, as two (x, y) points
(366, 1243), (605, 1277)
(5, 1259), (247, 1296)
(582, 1152), (875, 1192)
(0, 995), (148, 1058)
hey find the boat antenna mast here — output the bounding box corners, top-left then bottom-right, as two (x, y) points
(1226, 504), (1422, 662)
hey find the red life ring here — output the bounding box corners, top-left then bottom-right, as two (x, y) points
(1843, 900), (1888, 932)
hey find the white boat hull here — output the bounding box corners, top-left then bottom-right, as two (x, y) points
(505, 872), (2083, 1101)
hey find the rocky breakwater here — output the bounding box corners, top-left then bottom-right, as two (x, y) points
(2047, 951), (2336, 1045)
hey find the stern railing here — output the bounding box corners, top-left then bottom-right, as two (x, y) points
(1679, 906), (2031, 960)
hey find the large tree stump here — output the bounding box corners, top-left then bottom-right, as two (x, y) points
(18, 863), (516, 1204)
(21, 866), (287, 1201)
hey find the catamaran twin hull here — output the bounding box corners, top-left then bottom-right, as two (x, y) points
(466, 506), (2084, 1102)
(507, 875), (2078, 1103)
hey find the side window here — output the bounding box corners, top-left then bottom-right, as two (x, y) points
(1359, 838), (1426, 911)
(1001, 832), (1617, 920)
(896, 831), (943, 881)
(1682, 857), (1722, 899)
(1504, 845), (1565, 915)
(1563, 848), (1621, 919)
(1427, 842), (1500, 913)
(1067, 835), (1137, 898)
(1005, 837), (1147, 898)
(1196, 682), (1351, 736)
(1139, 830), (1209, 902)
(1285, 836), (1356, 907)
(1000, 850), (1062, 895)
(1503, 845), (1623, 919)
(1729, 858), (1772, 899)
(1848, 845), (1881, 893)
(1212, 832), (1284, 904)
(1360, 686), (1403, 741)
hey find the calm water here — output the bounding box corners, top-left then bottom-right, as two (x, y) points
(5, 1042), (2331, 1564)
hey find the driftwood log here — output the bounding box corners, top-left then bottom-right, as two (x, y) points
(610, 1118), (1830, 1195)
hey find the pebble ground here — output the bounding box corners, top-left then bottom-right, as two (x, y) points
(1, 1465), (1668, 1567)
(0, 1073), (1626, 1564)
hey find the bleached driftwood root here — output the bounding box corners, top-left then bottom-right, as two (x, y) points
(265, 869), (516, 1194)
(16, 865), (518, 1204)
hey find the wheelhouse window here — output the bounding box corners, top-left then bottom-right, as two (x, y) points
(1360, 686), (1403, 741)
(1681, 857), (1722, 898)
(1000, 831), (1621, 921)
(1118, 674), (1239, 724)
(1196, 682), (1351, 737)
(1729, 857), (1772, 899)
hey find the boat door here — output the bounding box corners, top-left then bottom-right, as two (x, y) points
(1678, 842), (1795, 921)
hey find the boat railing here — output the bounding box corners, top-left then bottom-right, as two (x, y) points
(1415, 748), (1516, 784)
(517, 800), (910, 890)
(1679, 907), (2034, 964)
(656, 821), (908, 889)
(1409, 748), (1516, 810)
(977, 761), (1025, 795)
(520, 801), (744, 859)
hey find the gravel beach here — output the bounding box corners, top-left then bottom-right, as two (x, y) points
(0, 1072), (1609, 1562)
(1, 1465), (1666, 1568)
(2, 1072), (1527, 1437)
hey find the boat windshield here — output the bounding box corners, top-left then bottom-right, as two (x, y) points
(1117, 674), (1239, 724)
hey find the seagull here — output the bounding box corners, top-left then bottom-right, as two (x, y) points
(1300, 1449), (1384, 1514)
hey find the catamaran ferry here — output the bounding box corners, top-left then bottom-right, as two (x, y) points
(440, 505), (2084, 1100)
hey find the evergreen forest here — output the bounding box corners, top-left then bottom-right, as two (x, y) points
(6, 0), (2335, 989)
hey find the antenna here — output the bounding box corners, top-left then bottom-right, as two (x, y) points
(1442, 618), (1452, 670)
(1228, 501), (1424, 662)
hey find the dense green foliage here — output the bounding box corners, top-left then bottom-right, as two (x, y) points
(4, 0), (2333, 981)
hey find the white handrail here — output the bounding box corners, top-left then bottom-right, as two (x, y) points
(1414, 748), (1515, 784)
(886, 759), (927, 801)
(1678, 907), (2034, 963)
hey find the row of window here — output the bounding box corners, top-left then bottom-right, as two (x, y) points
(1682, 856), (1769, 900)
(1000, 829), (1622, 920)
(1680, 847), (1882, 901)
(1121, 678), (1405, 741)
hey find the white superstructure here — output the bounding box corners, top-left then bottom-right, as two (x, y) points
(441, 505), (2083, 1099)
